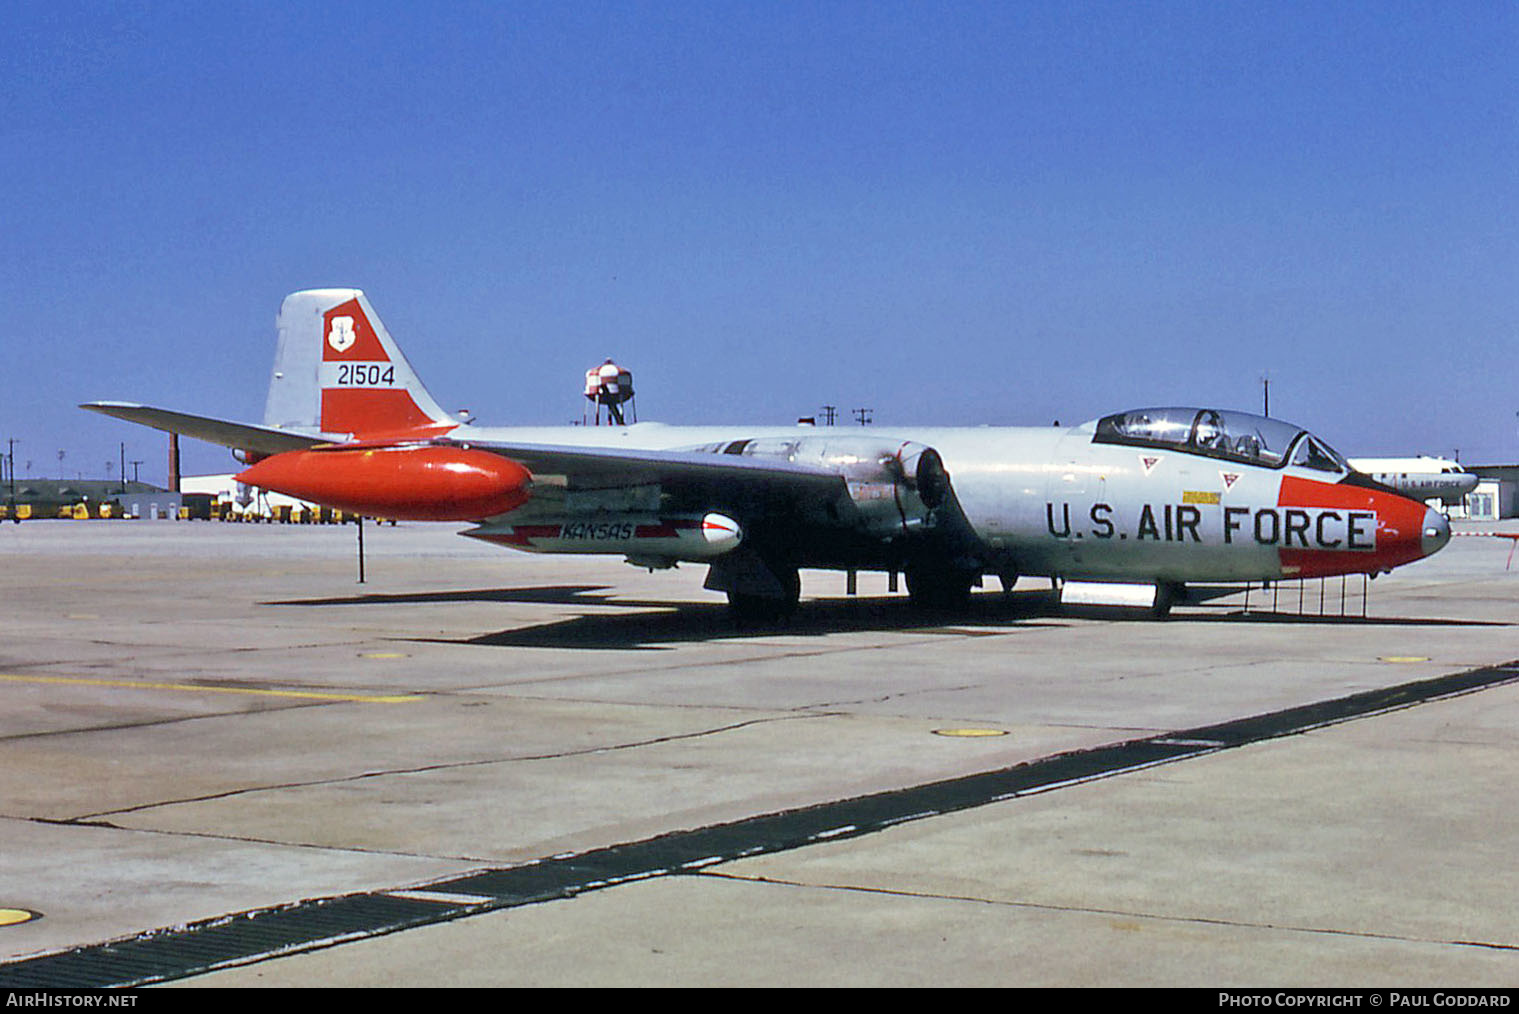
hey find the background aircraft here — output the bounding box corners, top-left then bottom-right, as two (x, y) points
(1346, 457), (1479, 506)
(84, 289), (1451, 619)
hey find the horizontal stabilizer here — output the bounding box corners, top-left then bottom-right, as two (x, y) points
(80, 401), (336, 456)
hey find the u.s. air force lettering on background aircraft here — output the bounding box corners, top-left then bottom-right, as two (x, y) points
(1346, 456), (1479, 506)
(82, 289), (1450, 619)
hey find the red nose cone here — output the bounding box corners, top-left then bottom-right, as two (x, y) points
(237, 446), (531, 521)
(1278, 475), (1438, 579)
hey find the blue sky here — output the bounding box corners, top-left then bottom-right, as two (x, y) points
(3, 1), (1515, 483)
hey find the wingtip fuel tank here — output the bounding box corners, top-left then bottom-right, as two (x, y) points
(235, 445), (531, 521)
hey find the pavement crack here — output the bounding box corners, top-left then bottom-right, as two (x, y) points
(29, 816), (123, 829)
(23, 815), (499, 864)
(699, 871), (1519, 953)
(446, 629), (1038, 691)
(798, 683), (982, 711)
(69, 712), (830, 822)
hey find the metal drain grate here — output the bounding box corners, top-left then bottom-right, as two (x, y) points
(0, 893), (462, 988)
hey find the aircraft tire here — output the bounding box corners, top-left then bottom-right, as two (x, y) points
(1151, 581), (1183, 619)
(727, 593), (783, 623)
(905, 566), (975, 611)
(726, 567), (800, 625)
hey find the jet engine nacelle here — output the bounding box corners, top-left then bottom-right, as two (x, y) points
(235, 445), (532, 521)
(731, 435), (947, 536)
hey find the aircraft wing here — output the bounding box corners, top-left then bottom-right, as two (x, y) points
(78, 399), (852, 514)
(460, 438), (851, 509)
(80, 402), (334, 457)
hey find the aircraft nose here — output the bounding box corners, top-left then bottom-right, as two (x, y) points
(1421, 506), (1451, 558)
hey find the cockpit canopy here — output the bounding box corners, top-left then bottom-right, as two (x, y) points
(1093, 407), (1349, 473)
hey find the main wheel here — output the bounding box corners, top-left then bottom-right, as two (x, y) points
(905, 566), (976, 611)
(726, 566), (800, 624)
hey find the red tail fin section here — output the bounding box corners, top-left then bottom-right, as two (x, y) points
(319, 296), (451, 437)
(265, 289), (456, 441)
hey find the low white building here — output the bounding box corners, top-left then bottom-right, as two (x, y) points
(180, 474), (318, 516)
(1462, 471), (1518, 521)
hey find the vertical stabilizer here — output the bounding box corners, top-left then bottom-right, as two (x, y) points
(263, 289), (455, 439)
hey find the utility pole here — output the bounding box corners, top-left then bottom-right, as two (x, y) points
(819, 405), (837, 427)
(168, 433), (180, 492)
(852, 407), (873, 426)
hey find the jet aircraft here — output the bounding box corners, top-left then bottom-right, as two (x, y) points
(1346, 457), (1479, 506)
(84, 289), (1451, 619)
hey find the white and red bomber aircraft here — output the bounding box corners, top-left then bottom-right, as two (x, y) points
(84, 289), (1451, 618)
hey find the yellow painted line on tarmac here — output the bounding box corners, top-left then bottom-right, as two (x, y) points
(0, 673), (422, 704)
(1380, 656), (1431, 664)
(0, 909), (41, 927)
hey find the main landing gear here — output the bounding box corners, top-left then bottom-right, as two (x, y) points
(725, 566), (801, 624)
(904, 564), (978, 611)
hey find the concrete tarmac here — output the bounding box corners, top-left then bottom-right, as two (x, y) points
(0, 518), (1515, 986)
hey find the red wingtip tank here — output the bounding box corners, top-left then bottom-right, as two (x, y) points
(236, 445), (531, 521)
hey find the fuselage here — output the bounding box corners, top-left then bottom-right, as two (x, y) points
(447, 409), (1451, 585)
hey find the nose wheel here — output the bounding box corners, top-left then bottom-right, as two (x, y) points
(1151, 581), (1183, 618)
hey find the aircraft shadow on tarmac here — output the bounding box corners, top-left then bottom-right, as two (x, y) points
(265, 584), (630, 607)
(260, 584), (1508, 651)
(424, 591), (1070, 651)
